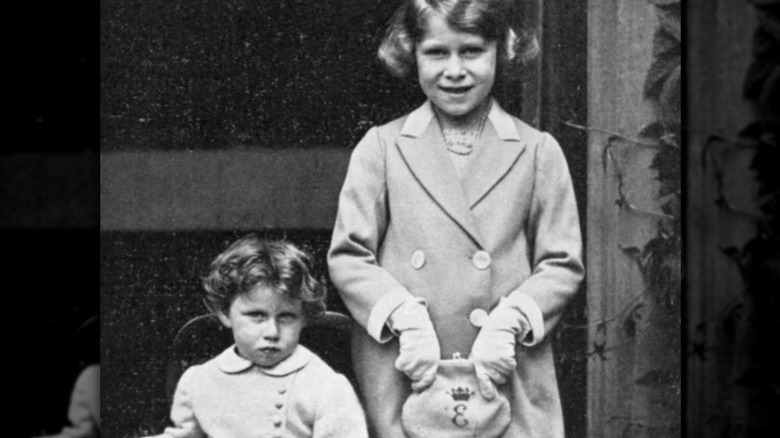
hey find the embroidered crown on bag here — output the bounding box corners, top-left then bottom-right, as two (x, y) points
(448, 387), (475, 401)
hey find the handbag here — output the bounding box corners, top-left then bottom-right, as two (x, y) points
(401, 355), (511, 438)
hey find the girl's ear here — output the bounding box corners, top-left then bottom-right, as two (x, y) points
(217, 310), (232, 328)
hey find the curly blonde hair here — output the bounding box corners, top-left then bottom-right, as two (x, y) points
(202, 235), (327, 320)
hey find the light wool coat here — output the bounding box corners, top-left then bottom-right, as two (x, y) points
(328, 100), (584, 438)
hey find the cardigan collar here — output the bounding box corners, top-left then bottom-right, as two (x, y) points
(216, 344), (313, 376)
(400, 98), (521, 141)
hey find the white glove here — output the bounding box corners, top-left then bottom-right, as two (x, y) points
(469, 298), (530, 400)
(389, 298), (441, 391)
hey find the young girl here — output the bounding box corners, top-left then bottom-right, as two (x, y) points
(144, 235), (367, 438)
(327, 1), (584, 436)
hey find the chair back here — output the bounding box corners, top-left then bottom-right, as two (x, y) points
(165, 310), (355, 407)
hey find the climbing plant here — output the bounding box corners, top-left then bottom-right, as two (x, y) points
(695, 1), (779, 434)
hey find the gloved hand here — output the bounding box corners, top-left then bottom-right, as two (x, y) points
(389, 298), (441, 392)
(469, 298), (531, 400)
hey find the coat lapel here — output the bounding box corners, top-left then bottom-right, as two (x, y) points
(395, 102), (485, 247)
(461, 101), (526, 208)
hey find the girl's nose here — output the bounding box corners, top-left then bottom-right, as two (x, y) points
(263, 319), (280, 339)
(444, 55), (465, 79)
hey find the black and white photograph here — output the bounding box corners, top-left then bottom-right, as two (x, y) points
(95, 0), (774, 437)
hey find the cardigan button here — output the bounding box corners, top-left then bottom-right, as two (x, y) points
(469, 308), (489, 328)
(275, 402), (283, 409)
(272, 414), (283, 427)
(411, 250), (426, 269)
(472, 251), (491, 270)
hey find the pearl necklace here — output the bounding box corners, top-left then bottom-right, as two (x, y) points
(441, 101), (492, 156)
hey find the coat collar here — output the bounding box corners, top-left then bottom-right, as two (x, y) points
(216, 344), (312, 376)
(400, 99), (522, 141)
(396, 99), (527, 247)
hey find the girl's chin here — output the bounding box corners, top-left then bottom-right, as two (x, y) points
(435, 102), (480, 119)
(255, 354), (284, 368)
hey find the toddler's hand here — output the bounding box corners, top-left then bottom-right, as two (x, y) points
(389, 298), (441, 392)
(470, 298), (529, 400)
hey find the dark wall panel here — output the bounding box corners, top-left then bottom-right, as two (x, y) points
(100, 0), (529, 151)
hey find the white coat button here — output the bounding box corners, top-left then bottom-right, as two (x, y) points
(411, 250), (426, 269)
(472, 251), (491, 270)
(469, 308), (489, 327)
(272, 415), (283, 427)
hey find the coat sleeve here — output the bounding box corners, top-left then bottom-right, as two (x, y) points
(153, 367), (206, 438)
(327, 126), (415, 343)
(505, 132), (585, 346)
(311, 374), (369, 438)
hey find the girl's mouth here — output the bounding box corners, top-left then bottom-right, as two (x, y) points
(440, 86), (472, 95)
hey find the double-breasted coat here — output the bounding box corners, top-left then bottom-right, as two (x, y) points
(328, 100), (584, 437)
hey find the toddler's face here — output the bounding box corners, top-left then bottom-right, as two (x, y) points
(415, 13), (497, 119)
(218, 285), (305, 368)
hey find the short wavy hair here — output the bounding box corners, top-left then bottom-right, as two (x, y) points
(378, 0), (539, 82)
(202, 235), (327, 321)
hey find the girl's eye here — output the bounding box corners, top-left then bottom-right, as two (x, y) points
(278, 313), (299, 323)
(462, 47), (484, 57)
(249, 313), (268, 321)
(423, 47), (447, 57)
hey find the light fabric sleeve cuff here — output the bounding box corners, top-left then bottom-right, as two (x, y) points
(366, 286), (415, 343)
(506, 292), (545, 346)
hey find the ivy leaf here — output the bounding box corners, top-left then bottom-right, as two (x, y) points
(742, 15), (780, 105)
(623, 303), (645, 338)
(596, 320), (608, 336)
(719, 245), (756, 283)
(620, 245), (642, 260)
(643, 27), (681, 101)
(592, 340), (608, 361)
(660, 196), (681, 217)
(722, 303), (743, 341)
(623, 317), (637, 338)
(638, 121), (665, 139)
(648, 0), (681, 7)
(737, 121), (766, 139)
(654, 2), (681, 41)
(719, 246), (742, 263)
(752, 145), (780, 212)
(650, 144), (681, 197)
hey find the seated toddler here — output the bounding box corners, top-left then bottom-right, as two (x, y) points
(143, 235), (367, 438)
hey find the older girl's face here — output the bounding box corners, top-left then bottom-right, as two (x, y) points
(415, 13), (497, 119)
